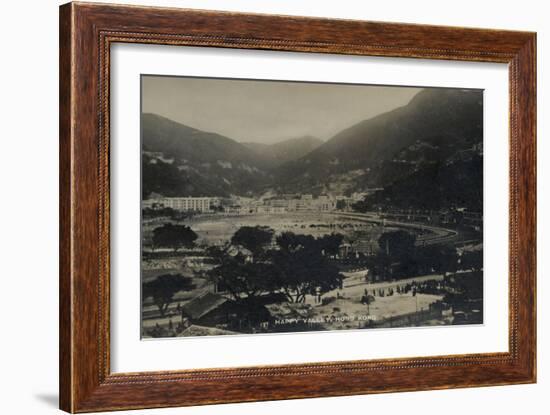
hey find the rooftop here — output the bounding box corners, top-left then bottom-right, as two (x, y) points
(181, 292), (228, 320)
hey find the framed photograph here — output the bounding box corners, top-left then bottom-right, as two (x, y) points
(59, 2), (536, 412)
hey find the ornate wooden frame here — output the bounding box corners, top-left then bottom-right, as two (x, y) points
(59, 2), (536, 412)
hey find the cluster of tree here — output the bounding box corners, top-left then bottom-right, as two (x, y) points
(231, 226), (274, 259)
(367, 230), (459, 280)
(207, 226), (344, 305)
(143, 273), (195, 317)
(143, 225), (482, 318)
(460, 250), (483, 272)
(378, 230), (416, 257)
(352, 157), (483, 213)
(151, 223), (198, 252)
(272, 232), (344, 303)
(443, 270), (483, 306)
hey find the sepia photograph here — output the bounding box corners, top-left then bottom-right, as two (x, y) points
(140, 75), (484, 339)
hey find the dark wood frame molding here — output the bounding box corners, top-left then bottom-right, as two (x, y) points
(59, 2), (536, 412)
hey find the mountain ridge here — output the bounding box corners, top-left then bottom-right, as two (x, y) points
(141, 113), (272, 198)
(242, 135), (323, 167)
(271, 88), (483, 194)
(141, 87), (483, 210)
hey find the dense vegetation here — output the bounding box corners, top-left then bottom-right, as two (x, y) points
(207, 226), (344, 305)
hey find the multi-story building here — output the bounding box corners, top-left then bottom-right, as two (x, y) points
(142, 197), (215, 212)
(264, 194), (337, 212)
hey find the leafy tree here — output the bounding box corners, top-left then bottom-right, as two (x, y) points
(427, 246), (458, 276)
(143, 274), (195, 317)
(275, 232), (312, 253)
(208, 256), (279, 303)
(378, 230), (417, 258)
(317, 233), (344, 257)
(443, 271), (483, 307)
(460, 250), (483, 271)
(230, 226), (274, 259)
(152, 223), (198, 252)
(415, 245), (441, 275)
(272, 232), (343, 302)
(396, 244), (458, 278)
(207, 227), (278, 304)
(207, 228), (344, 305)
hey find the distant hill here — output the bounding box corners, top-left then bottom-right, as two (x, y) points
(272, 88), (483, 195)
(142, 88), (483, 210)
(142, 113), (268, 166)
(242, 136), (323, 167)
(141, 113), (272, 198)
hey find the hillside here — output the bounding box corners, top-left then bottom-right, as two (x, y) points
(142, 88), (483, 209)
(359, 156), (483, 211)
(141, 114), (272, 198)
(272, 88), (483, 195)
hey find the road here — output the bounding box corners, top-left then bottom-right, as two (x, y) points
(330, 211), (460, 246)
(341, 270), (445, 289)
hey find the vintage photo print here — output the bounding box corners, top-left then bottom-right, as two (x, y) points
(140, 75), (483, 339)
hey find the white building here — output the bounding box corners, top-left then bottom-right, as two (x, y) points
(142, 197), (215, 212)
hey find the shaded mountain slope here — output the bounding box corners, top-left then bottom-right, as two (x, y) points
(272, 88), (483, 194)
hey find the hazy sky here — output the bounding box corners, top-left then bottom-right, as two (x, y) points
(142, 75), (422, 144)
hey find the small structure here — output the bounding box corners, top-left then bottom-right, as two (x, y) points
(181, 292), (272, 332)
(181, 292), (230, 327)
